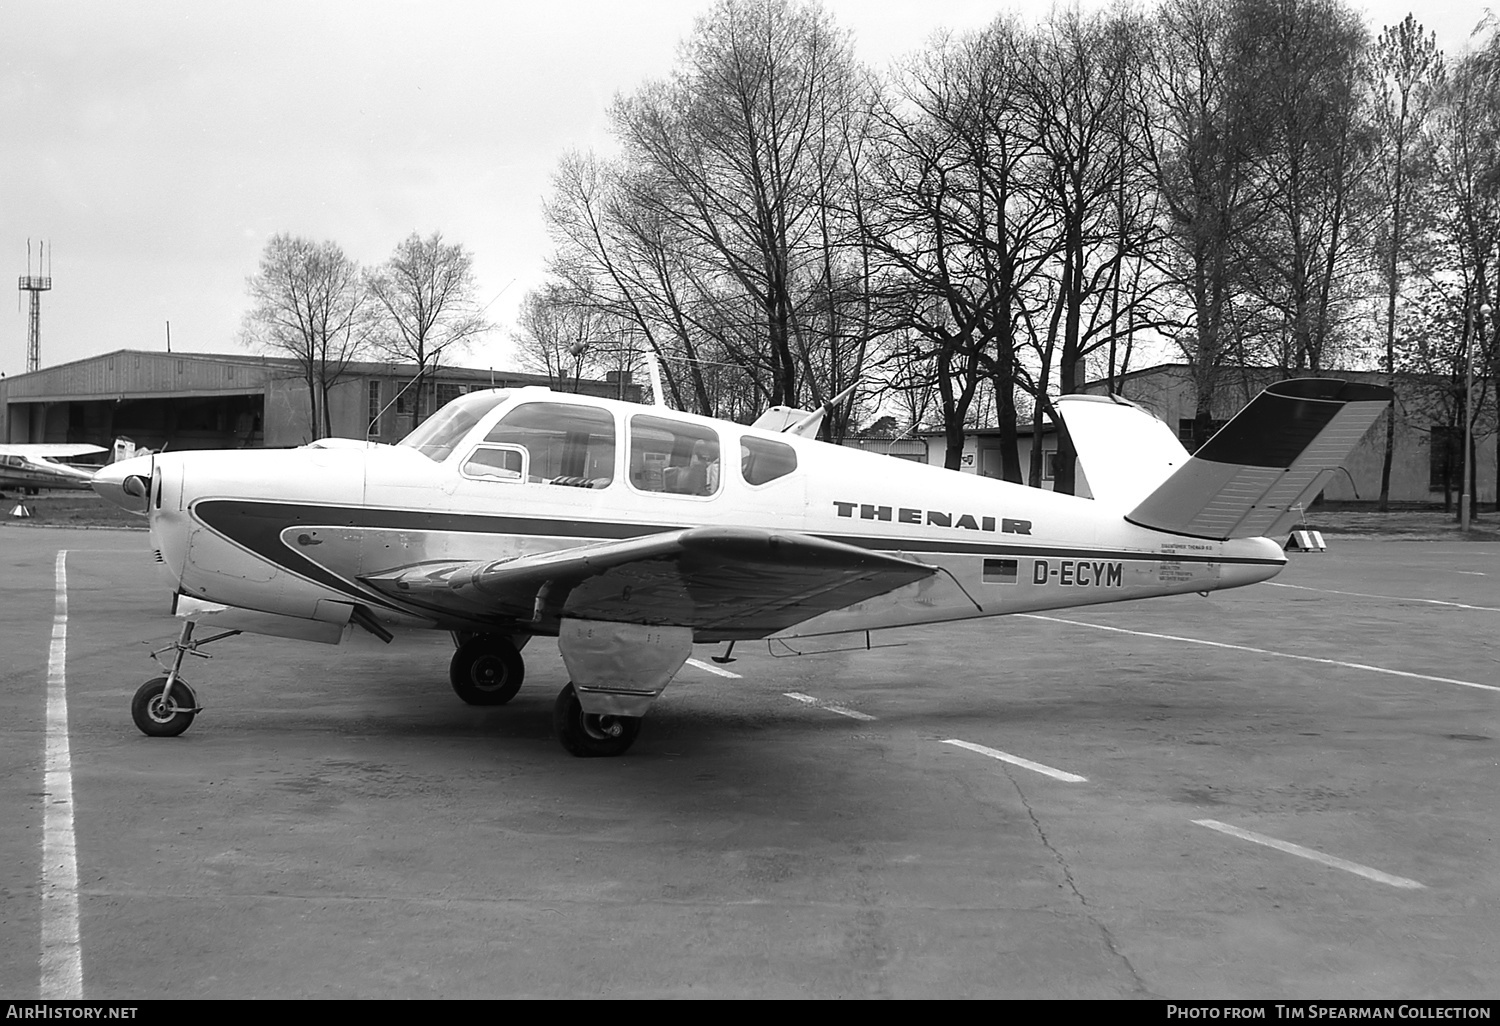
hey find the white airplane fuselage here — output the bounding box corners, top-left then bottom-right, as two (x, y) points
(111, 387), (1285, 644)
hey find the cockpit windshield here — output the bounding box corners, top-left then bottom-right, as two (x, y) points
(397, 389), (513, 461)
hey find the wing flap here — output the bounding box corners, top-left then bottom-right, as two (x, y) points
(361, 527), (937, 638)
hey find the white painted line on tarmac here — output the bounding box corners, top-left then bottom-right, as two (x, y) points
(1021, 614), (1500, 694)
(1264, 581), (1500, 611)
(41, 550), (83, 998)
(685, 657), (741, 678)
(1453, 571), (1487, 577)
(941, 739), (1088, 782)
(1193, 819), (1424, 889)
(783, 692), (877, 721)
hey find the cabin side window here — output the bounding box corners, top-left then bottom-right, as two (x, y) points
(740, 436), (797, 485)
(480, 402), (615, 488)
(460, 444), (526, 482)
(629, 415), (720, 496)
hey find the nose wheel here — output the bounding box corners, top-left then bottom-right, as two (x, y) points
(131, 677), (198, 737)
(449, 635), (525, 705)
(552, 682), (641, 757)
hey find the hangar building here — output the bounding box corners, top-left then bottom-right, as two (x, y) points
(0, 349), (641, 452)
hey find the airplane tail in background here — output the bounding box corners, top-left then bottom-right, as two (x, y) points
(1122, 379), (1392, 541)
(111, 437), (151, 463)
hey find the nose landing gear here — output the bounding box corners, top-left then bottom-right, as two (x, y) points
(131, 620), (238, 738)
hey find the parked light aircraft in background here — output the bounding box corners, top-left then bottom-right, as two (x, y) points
(93, 378), (1391, 757)
(1, 437), (152, 495)
(0, 442), (108, 493)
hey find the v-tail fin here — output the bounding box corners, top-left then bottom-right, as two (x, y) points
(1125, 379), (1392, 541)
(1055, 393), (1189, 509)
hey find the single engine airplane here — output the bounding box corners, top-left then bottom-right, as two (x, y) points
(92, 378), (1391, 757)
(0, 442), (109, 493)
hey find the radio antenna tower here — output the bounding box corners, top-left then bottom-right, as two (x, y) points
(19, 239), (53, 373)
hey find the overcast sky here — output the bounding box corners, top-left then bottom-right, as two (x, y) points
(0, 0), (1488, 378)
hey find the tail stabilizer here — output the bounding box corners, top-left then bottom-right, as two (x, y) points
(1055, 394), (1188, 509)
(1126, 379), (1392, 540)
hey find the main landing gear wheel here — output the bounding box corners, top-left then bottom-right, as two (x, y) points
(553, 682), (641, 758)
(131, 677), (197, 737)
(449, 635), (525, 706)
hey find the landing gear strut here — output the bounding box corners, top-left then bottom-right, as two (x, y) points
(552, 682), (642, 757)
(131, 621), (239, 737)
(449, 634), (525, 705)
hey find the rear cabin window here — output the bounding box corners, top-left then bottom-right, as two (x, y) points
(630, 415), (721, 496)
(740, 436), (797, 485)
(475, 402), (615, 488)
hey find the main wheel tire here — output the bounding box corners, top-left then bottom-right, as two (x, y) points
(449, 636), (525, 706)
(131, 677), (197, 737)
(552, 682), (641, 757)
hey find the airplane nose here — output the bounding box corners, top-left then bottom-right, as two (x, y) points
(92, 455), (153, 515)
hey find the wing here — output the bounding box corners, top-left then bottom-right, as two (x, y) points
(0, 443), (108, 459)
(360, 526), (937, 639)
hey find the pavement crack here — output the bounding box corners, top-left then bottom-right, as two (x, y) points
(1004, 770), (1158, 999)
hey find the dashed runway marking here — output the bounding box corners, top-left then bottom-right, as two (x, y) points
(782, 692), (876, 721)
(1194, 819), (1424, 889)
(685, 657), (741, 678)
(1021, 614), (1500, 694)
(941, 739), (1088, 782)
(41, 550), (83, 998)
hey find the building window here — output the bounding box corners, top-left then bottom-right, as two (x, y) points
(1177, 418), (1226, 451)
(1042, 450), (1057, 481)
(436, 382), (463, 409)
(368, 381), (382, 437)
(1430, 425), (1460, 491)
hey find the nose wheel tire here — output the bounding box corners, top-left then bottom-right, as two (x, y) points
(131, 677), (197, 737)
(553, 682), (641, 757)
(450, 635), (525, 706)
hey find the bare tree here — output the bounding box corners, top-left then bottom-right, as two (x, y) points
(861, 20), (1054, 478)
(1025, 7), (1163, 491)
(366, 231), (489, 423)
(511, 284), (643, 393)
(607, 0), (865, 412)
(1371, 14), (1445, 507)
(241, 233), (372, 440)
(1145, 0), (1274, 450)
(546, 151), (718, 413)
(1392, 277), (1494, 511)
(1426, 28), (1500, 516)
(1237, 0), (1376, 375)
